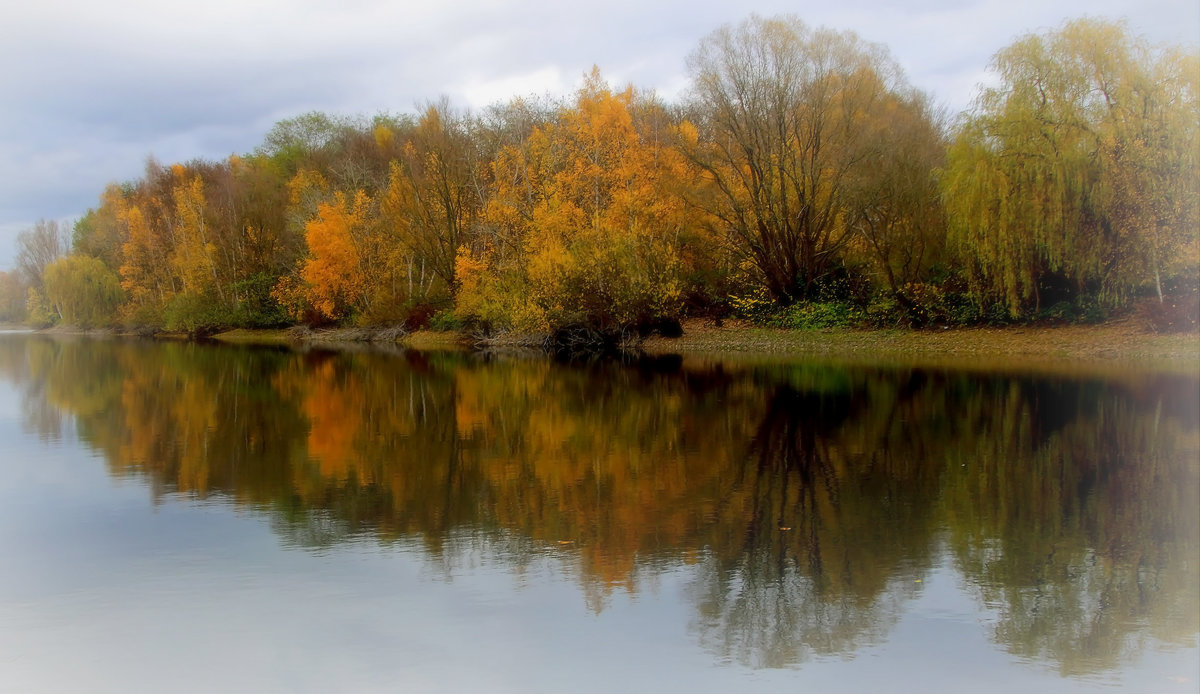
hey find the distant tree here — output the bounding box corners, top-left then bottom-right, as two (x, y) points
(43, 254), (124, 327)
(0, 271), (25, 323)
(16, 218), (67, 290)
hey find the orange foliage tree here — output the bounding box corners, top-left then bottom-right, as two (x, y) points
(457, 69), (695, 335)
(277, 190), (372, 322)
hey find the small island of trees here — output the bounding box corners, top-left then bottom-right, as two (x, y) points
(2, 15), (1196, 345)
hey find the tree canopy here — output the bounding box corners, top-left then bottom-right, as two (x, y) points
(9, 15), (1197, 334)
(944, 18), (1199, 315)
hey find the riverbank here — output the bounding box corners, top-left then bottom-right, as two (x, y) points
(641, 318), (1200, 375)
(212, 327), (469, 350)
(22, 319), (1198, 375)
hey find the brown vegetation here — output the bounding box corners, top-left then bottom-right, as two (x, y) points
(642, 316), (1200, 374)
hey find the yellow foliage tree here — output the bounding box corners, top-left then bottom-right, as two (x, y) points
(944, 18), (1199, 315)
(460, 68), (693, 336)
(43, 254), (124, 328)
(119, 200), (175, 322)
(170, 172), (225, 303)
(381, 102), (481, 301)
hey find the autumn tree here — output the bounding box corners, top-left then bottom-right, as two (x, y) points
(42, 254), (124, 327)
(0, 271), (25, 323)
(683, 15), (915, 305)
(458, 70), (693, 337)
(169, 167), (225, 302)
(117, 163), (179, 324)
(275, 190), (371, 322)
(844, 90), (948, 323)
(16, 219), (68, 290)
(381, 100), (483, 299)
(943, 18), (1199, 315)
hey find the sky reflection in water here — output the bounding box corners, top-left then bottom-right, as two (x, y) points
(0, 334), (1195, 693)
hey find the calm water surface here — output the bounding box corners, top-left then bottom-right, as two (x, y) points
(0, 333), (1196, 693)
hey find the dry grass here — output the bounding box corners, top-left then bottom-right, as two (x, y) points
(401, 330), (470, 351)
(160, 317), (1200, 377)
(641, 318), (1200, 376)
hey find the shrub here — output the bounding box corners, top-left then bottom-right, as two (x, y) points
(728, 287), (775, 321)
(429, 309), (462, 332)
(768, 301), (866, 330)
(229, 273), (289, 328)
(163, 292), (226, 335)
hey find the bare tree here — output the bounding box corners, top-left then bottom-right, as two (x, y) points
(683, 15), (912, 304)
(16, 218), (68, 290)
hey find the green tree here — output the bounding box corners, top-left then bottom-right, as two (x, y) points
(42, 254), (124, 327)
(846, 91), (948, 322)
(0, 271), (25, 323)
(943, 18), (1199, 315)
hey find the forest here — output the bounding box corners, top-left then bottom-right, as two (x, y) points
(2, 15), (1196, 341)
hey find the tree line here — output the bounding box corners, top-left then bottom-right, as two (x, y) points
(3, 15), (1196, 336)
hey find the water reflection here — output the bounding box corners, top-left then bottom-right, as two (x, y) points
(0, 334), (1195, 675)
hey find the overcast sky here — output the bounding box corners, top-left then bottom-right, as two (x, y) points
(1, 0), (1196, 270)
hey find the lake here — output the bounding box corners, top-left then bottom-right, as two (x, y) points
(0, 332), (1196, 693)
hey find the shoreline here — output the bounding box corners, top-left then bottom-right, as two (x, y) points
(641, 319), (1200, 376)
(18, 319), (1199, 376)
(206, 319), (1200, 376)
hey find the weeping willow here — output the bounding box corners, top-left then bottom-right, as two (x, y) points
(943, 19), (1199, 317)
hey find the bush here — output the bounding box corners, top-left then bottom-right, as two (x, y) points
(944, 292), (983, 325)
(767, 301), (866, 330)
(728, 287), (775, 321)
(402, 303), (437, 331)
(163, 292), (227, 335)
(229, 273), (289, 328)
(865, 294), (904, 327)
(428, 309), (462, 332)
(1025, 293), (1106, 325)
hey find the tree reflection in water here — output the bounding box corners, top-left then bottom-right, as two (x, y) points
(0, 334), (1195, 674)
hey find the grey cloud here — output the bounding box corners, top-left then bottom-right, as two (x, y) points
(1, 0), (1195, 270)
